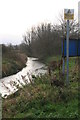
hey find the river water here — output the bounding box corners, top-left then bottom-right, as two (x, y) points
(0, 57), (47, 98)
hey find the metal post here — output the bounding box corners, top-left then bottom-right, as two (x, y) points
(66, 20), (69, 85)
(0, 45), (2, 120)
(62, 37), (65, 75)
(62, 57), (65, 74)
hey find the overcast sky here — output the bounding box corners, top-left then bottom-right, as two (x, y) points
(0, 0), (79, 45)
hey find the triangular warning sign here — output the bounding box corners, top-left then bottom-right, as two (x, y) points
(67, 9), (71, 14)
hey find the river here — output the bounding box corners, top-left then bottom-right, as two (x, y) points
(0, 57), (47, 98)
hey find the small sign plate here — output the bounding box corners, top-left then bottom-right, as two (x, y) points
(64, 9), (74, 20)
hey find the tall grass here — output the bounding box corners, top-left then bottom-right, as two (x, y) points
(2, 50), (27, 77)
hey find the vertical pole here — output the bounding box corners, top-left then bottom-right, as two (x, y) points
(62, 57), (65, 74)
(66, 20), (69, 85)
(0, 45), (2, 120)
(62, 38), (65, 75)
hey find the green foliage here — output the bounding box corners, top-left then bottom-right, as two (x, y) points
(2, 56), (79, 118)
(3, 74), (79, 118)
(2, 44), (27, 77)
(43, 55), (61, 65)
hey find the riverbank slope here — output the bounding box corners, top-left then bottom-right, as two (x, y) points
(2, 50), (27, 78)
(2, 56), (79, 118)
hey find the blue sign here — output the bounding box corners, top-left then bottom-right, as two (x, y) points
(62, 39), (80, 57)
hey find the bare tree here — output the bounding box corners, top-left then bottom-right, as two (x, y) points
(22, 13), (78, 59)
(57, 13), (78, 39)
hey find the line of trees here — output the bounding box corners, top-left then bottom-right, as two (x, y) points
(22, 17), (78, 60)
(3, 17), (78, 60)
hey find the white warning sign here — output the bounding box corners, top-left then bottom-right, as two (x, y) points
(64, 9), (74, 20)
